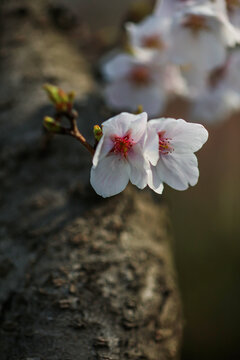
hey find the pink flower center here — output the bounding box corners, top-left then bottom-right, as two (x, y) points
(111, 133), (134, 158)
(142, 34), (165, 50)
(158, 131), (173, 155)
(128, 66), (151, 86)
(183, 14), (209, 32)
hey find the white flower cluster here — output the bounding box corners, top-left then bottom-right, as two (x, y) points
(102, 0), (240, 124)
(90, 112), (208, 197)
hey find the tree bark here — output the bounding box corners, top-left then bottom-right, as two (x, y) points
(0, 1), (183, 359)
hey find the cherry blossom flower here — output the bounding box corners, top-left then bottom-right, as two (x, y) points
(168, 1), (239, 71)
(90, 112), (156, 198)
(190, 49), (240, 123)
(102, 53), (188, 116)
(102, 53), (167, 117)
(125, 14), (170, 62)
(145, 118), (208, 192)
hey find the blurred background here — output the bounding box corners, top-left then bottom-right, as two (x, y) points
(55, 0), (240, 359)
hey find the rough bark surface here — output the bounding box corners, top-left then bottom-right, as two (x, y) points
(0, 1), (182, 359)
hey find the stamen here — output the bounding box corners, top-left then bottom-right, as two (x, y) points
(158, 131), (173, 155)
(183, 14), (209, 32)
(111, 133), (134, 158)
(142, 34), (165, 50)
(128, 66), (151, 86)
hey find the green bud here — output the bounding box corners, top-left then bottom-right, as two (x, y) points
(43, 84), (75, 112)
(135, 105), (144, 114)
(43, 116), (62, 133)
(93, 125), (103, 142)
(43, 84), (63, 104)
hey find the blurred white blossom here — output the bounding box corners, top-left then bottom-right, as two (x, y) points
(103, 53), (168, 116)
(190, 88), (240, 123)
(180, 64), (209, 97)
(126, 14), (170, 62)
(154, 0), (192, 19)
(101, 0), (240, 125)
(190, 49), (240, 123)
(168, 1), (239, 71)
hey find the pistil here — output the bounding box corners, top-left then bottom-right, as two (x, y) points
(111, 133), (134, 158)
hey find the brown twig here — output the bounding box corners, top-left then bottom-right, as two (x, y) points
(58, 109), (95, 155)
(64, 127), (95, 155)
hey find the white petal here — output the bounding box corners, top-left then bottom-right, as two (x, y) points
(90, 155), (130, 198)
(181, 65), (209, 97)
(169, 120), (209, 153)
(104, 79), (166, 117)
(126, 15), (165, 43)
(127, 112), (148, 142)
(101, 112), (133, 138)
(154, 0), (182, 19)
(128, 144), (149, 189)
(189, 88), (240, 124)
(164, 65), (189, 97)
(147, 165), (164, 194)
(148, 118), (208, 153)
(144, 126), (159, 166)
(102, 53), (135, 81)
(156, 152), (199, 190)
(92, 135), (113, 168)
(126, 15), (170, 62)
(169, 24), (227, 71)
(101, 111), (147, 142)
(148, 117), (179, 134)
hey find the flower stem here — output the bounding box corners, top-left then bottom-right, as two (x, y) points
(66, 128), (95, 155)
(60, 109), (95, 155)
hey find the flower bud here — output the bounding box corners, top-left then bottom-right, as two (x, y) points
(43, 116), (62, 133)
(135, 105), (144, 114)
(43, 84), (75, 112)
(93, 125), (103, 142)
